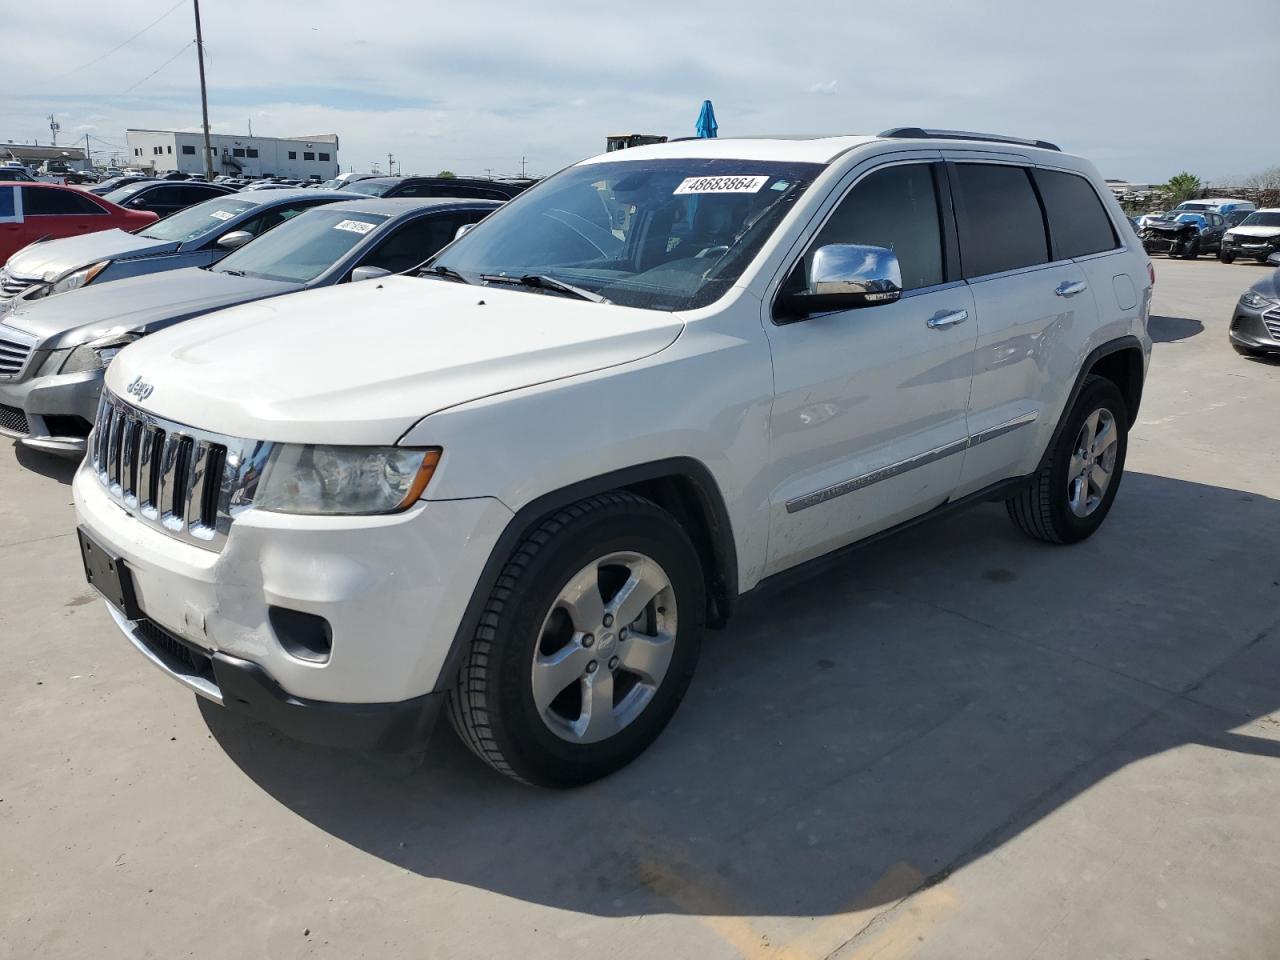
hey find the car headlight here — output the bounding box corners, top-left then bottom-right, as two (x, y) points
(257, 445), (442, 515)
(60, 332), (141, 374)
(1240, 290), (1276, 310)
(47, 261), (110, 295)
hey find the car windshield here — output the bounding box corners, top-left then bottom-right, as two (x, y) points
(1178, 203), (1209, 210)
(1240, 212), (1280, 227)
(212, 207), (388, 283)
(101, 181), (155, 204)
(344, 179), (397, 197)
(318, 179), (345, 189)
(137, 196), (258, 242)
(429, 158), (824, 311)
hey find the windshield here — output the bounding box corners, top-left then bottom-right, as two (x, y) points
(430, 158), (823, 311)
(1240, 212), (1280, 228)
(138, 196), (257, 242)
(102, 181), (155, 204)
(212, 207), (388, 283)
(344, 179), (397, 197)
(318, 179), (345, 189)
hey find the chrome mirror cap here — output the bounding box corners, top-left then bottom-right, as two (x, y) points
(810, 244), (903, 301)
(350, 265), (392, 283)
(216, 230), (254, 250)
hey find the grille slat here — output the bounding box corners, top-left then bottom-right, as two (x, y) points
(1263, 308), (1280, 341)
(90, 391), (266, 553)
(0, 325), (36, 380)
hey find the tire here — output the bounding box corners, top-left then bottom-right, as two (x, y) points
(1220, 250), (1236, 264)
(1005, 376), (1129, 544)
(448, 491), (705, 787)
(1183, 238), (1201, 259)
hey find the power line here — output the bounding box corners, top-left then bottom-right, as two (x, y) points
(116, 40), (195, 97)
(47, 0), (187, 82)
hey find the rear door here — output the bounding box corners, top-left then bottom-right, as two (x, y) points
(946, 159), (1099, 497)
(0, 187), (24, 260)
(19, 185), (110, 241)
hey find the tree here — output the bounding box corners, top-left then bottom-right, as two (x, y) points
(437, 170), (456, 179)
(1163, 171), (1202, 204)
(1244, 164), (1280, 191)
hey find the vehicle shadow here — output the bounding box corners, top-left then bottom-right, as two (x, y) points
(13, 443), (77, 485)
(203, 470), (1280, 919)
(1148, 314), (1203, 343)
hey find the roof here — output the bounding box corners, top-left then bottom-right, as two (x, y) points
(580, 136), (878, 165)
(125, 129), (338, 146)
(323, 196), (504, 216)
(0, 143), (88, 162)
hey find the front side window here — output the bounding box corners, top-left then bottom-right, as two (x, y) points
(1033, 169), (1118, 259)
(345, 179), (394, 197)
(213, 208), (389, 283)
(102, 181), (156, 205)
(359, 214), (467, 274)
(21, 187), (104, 216)
(796, 163), (945, 293)
(137, 196), (257, 242)
(953, 164), (1049, 278)
(431, 158), (823, 311)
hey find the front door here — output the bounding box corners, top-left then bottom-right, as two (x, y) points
(762, 160), (977, 576)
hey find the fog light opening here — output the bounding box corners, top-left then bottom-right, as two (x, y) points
(268, 607), (333, 663)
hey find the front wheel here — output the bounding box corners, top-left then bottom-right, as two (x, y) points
(1220, 249), (1236, 264)
(1006, 376), (1129, 544)
(448, 492), (705, 787)
(1182, 237), (1201, 259)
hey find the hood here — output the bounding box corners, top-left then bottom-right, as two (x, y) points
(4, 267), (295, 346)
(4, 229), (179, 281)
(1227, 225), (1280, 239)
(1147, 219), (1199, 233)
(106, 276), (685, 444)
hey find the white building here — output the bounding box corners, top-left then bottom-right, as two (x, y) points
(125, 129), (340, 178)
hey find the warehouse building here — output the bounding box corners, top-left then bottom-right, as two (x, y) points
(0, 142), (91, 171)
(124, 129), (340, 179)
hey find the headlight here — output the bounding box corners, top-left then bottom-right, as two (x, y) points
(60, 332), (141, 374)
(47, 261), (110, 295)
(1240, 290), (1276, 310)
(257, 445), (442, 515)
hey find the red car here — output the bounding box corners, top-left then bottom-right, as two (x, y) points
(0, 182), (157, 265)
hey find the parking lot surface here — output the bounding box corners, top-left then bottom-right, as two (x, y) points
(2, 258), (1279, 959)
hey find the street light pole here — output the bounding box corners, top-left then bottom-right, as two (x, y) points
(193, 0), (214, 180)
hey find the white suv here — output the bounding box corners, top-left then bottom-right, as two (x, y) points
(73, 129), (1152, 786)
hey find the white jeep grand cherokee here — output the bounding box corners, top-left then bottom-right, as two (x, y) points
(74, 129), (1152, 786)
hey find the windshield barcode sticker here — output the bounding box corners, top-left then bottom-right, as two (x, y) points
(334, 219), (376, 234)
(209, 210), (235, 221)
(673, 175), (769, 195)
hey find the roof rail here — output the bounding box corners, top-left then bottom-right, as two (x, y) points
(878, 127), (1060, 152)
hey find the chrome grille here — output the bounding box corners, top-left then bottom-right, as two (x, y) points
(0, 324), (37, 379)
(0, 269), (38, 299)
(90, 391), (273, 552)
(1263, 308), (1280, 341)
(0, 402), (29, 435)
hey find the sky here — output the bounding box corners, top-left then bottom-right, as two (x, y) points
(4, 0), (1278, 183)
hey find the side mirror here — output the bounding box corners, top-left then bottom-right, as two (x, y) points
(454, 222), (477, 240)
(350, 265), (392, 283)
(779, 244), (902, 318)
(216, 230), (253, 250)
(1268, 252), (1280, 267)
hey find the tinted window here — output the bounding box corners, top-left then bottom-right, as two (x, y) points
(176, 185), (222, 204)
(1240, 212), (1280, 228)
(359, 214), (463, 273)
(238, 200), (330, 237)
(213, 208), (389, 283)
(803, 163), (945, 292)
(953, 164), (1048, 277)
(0, 187), (16, 221)
(21, 187), (104, 216)
(1032, 169), (1118, 259)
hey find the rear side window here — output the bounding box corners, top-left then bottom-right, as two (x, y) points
(21, 187), (105, 216)
(0, 187), (17, 222)
(953, 164), (1048, 278)
(1033, 170), (1118, 259)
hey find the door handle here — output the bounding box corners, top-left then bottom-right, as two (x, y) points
(927, 309), (969, 330)
(1055, 280), (1087, 298)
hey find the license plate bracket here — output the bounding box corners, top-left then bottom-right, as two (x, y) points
(77, 526), (143, 620)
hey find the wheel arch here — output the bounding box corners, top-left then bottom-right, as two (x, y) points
(1038, 336), (1145, 472)
(431, 457), (738, 694)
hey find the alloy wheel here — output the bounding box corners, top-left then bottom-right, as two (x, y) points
(1067, 407), (1118, 518)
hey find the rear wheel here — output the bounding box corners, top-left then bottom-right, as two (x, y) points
(448, 492), (705, 787)
(1006, 376), (1128, 544)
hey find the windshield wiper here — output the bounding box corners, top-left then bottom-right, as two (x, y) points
(422, 264), (471, 284)
(218, 268), (246, 277)
(479, 273), (609, 303)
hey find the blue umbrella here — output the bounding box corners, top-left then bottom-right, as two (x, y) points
(695, 100), (718, 139)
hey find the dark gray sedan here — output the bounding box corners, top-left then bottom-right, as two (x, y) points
(0, 197), (499, 454)
(1, 189), (355, 306)
(1229, 252), (1280, 359)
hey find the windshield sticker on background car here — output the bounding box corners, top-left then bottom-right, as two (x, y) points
(673, 175), (770, 195)
(334, 219), (376, 234)
(209, 210), (236, 221)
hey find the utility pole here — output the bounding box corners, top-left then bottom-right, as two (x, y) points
(48, 114), (60, 146)
(387, 153), (394, 177)
(521, 155), (527, 178)
(193, 0), (214, 181)
(84, 132), (91, 171)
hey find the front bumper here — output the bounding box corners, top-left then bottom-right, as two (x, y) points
(1222, 238), (1280, 261)
(0, 363), (102, 455)
(1229, 301), (1280, 354)
(73, 460), (514, 742)
(1141, 233), (1197, 255)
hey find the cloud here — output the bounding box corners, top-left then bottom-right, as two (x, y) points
(2, 0), (1278, 181)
